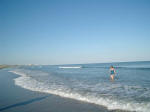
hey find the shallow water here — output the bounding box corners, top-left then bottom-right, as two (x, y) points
(9, 61), (150, 112)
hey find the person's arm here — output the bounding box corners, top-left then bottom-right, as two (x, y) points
(114, 69), (116, 75)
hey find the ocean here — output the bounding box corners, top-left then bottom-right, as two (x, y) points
(9, 61), (150, 112)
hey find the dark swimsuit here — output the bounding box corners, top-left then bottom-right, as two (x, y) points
(110, 70), (115, 75)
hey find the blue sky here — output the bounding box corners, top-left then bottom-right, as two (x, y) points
(1, 0), (150, 65)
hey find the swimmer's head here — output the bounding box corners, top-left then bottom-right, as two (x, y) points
(110, 66), (114, 68)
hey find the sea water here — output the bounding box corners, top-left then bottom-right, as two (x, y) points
(9, 61), (150, 112)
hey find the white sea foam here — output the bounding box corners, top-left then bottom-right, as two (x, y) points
(59, 66), (82, 69)
(10, 70), (150, 112)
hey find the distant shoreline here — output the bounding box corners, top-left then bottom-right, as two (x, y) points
(0, 65), (16, 69)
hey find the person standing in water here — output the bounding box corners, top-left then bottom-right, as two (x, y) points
(110, 66), (116, 81)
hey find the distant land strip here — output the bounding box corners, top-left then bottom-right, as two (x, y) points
(0, 65), (16, 69)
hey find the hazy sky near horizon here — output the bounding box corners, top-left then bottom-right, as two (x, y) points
(1, 0), (150, 65)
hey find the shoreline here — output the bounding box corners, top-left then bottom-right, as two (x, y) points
(0, 69), (108, 112)
(0, 69), (131, 112)
(0, 65), (10, 69)
(0, 65), (17, 69)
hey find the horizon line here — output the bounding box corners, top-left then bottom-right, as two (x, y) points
(1, 60), (150, 66)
